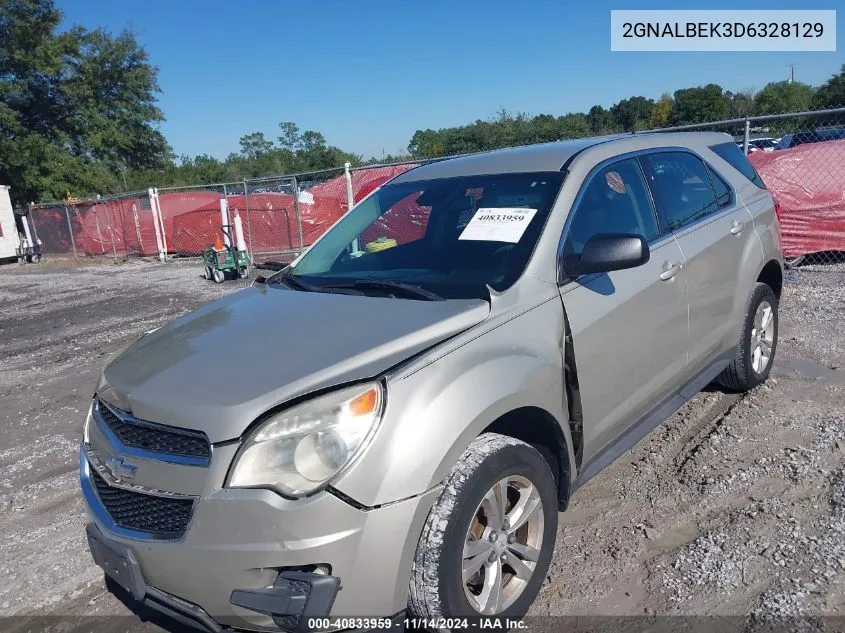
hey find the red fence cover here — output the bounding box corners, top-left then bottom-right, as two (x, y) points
(750, 140), (845, 259)
(174, 193), (298, 255)
(34, 154), (845, 262)
(169, 165), (418, 256)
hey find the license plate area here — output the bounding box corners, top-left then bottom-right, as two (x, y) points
(86, 523), (146, 601)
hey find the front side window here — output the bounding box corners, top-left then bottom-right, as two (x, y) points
(563, 158), (659, 257)
(287, 172), (565, 299)
(641, 152), (720, 231)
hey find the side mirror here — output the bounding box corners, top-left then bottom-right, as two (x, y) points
(562, 233), (650, 279)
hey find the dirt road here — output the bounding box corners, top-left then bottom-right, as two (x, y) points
(0, 258), (842, 630)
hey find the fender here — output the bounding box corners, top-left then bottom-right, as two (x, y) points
(333, 298), (576, 508)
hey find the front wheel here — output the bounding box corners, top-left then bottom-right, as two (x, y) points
(408, 433), (557, 622)
(212, 268), (225, 284)
(715, 282), (778, 392)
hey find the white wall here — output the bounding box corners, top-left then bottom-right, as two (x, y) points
(0, 186), (18, 259)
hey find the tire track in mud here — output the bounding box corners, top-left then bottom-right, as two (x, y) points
(673, 392), (747, 484)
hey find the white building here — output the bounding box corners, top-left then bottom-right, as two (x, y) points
(0, 185), (18, 261)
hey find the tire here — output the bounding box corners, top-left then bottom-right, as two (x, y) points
(212, 268), (225, 284)
(715, 282), (778, 392)
(238, 267), (249, 279)
(202, 265), (212, 280)
(408, 433), (557, 623)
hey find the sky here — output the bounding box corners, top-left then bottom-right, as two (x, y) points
(56, 0), (844, 161)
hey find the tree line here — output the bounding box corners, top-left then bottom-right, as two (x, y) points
(407, 74), (845, 158)
(2, 0), (844, 206)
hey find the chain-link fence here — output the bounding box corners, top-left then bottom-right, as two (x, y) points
(28, 190), (163, 260)
(640, 107), (845, 275)
(156, 182), (237, 258)
(18, 107), (845, 278)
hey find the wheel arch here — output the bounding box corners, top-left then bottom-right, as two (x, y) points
(481, 406), (573, 511)
(757, 258), (783, 301)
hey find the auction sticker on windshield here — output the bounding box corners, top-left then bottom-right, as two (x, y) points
(458, 207), (537, 243)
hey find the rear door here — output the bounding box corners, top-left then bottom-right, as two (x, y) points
(640, 151), (753, 368)
(559, 157), (689, 460)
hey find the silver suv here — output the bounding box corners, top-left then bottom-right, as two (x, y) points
(80, 132), (782, 631)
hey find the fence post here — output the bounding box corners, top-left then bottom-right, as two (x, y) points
(148, 187), (165, 262)
(743, 118), (751, 155)
(105, 200), (118, 261)
(28, 205), (40, 244)
(292, 176), (304, 252)
(344, 162), (354, 212)
(243, 179), (253, 263)
(63, 205), (77, 256)
(154, 188), (168, 260)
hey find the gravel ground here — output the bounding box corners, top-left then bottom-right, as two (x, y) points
(0, 257), (843, 631)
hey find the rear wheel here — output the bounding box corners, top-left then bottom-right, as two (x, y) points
(212, 268), (225, 284)
(408, 434), (557, 622)
(715, 283), (778, 392)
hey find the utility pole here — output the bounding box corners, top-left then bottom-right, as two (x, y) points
(787, 64), (796, 84)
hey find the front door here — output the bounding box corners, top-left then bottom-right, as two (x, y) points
(558, 157), (689, 463)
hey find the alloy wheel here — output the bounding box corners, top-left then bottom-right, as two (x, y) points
(461, 475), (545, 614)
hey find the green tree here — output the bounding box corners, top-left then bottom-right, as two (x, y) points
(724, 89), (757, 118)
(299, 130), (326, 153)
(0, 0), (168, 204)
(670, 84), (731, 125)
(587, 105), (616, 134)
(755, 81), (814, 115)
(239, 132), (273, 159)
(610, 96), (654, 131)
(408, 129), (444, 158)
(813, 64), (845, 108)
(556, 113), (590, 138)
(648, 93), (673, 128)
(277, 121), (301, 151)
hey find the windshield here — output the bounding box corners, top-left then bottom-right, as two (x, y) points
(286, 171), (564, 299)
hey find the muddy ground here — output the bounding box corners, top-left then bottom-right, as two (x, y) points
(0, 257), (842, 631)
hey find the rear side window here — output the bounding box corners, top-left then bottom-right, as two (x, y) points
(709, 141), (766, 189)
(641, 152), (719, 231)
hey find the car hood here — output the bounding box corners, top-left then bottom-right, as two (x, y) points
(98, 285), (489, 443)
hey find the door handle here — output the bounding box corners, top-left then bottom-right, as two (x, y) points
(659, 262), (681, 281)
(730, 220), (743, 235)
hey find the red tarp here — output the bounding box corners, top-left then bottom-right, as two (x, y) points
(169, 165), (417, 256)
(64, 191), (224, 256)
(29, 165), (419, 257)
(174, 193), (299, 255)
(34, 153), (844, 262)
(750, 140), (845, 259)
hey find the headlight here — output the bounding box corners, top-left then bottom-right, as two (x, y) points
(227, 382), (383, 497)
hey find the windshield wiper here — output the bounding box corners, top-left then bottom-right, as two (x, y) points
(275, 272), (319, 292)
(320, 279), (445, 301)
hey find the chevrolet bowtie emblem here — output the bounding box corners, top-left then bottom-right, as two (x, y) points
(104, 454), (137, 482)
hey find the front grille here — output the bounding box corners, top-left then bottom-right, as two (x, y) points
(97, 400), (210, 459)
(90, 466), (194, 538)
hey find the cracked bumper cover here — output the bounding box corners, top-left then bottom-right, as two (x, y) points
(82, 456), (440, 631)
